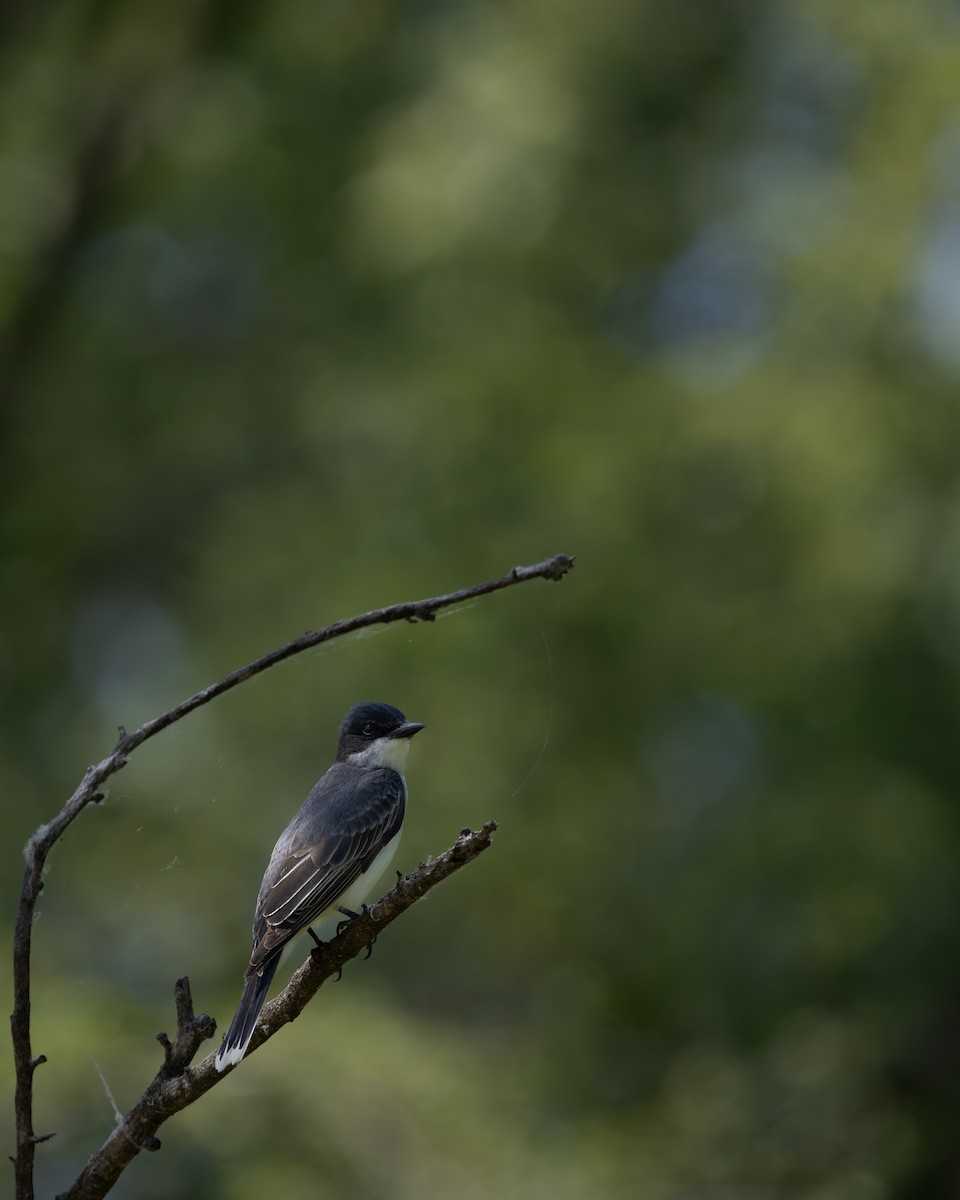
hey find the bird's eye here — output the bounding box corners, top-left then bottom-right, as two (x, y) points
(362, 723), (375, 737)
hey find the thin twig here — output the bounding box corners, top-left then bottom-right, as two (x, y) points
(10, 553), (574, 1200)
(56, 822), (498, 1200)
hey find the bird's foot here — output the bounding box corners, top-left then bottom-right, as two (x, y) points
(335, 903), (370, 934)
(335, 904), (376, 958)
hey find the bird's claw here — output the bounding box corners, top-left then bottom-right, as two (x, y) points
(336, 902), (372, 935)
(334, 904), (376, 957)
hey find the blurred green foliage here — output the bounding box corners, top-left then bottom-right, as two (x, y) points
(4, 0), (960, 1196)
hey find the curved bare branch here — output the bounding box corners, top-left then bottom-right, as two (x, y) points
(10, 553), (574, 1200)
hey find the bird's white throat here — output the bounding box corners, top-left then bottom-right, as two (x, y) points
(347, 735), (413, 774)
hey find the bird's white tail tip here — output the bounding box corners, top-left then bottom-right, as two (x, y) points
(214, 1041), (249, 1072)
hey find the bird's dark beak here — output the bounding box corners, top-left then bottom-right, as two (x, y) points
(391, 721), (424, 739)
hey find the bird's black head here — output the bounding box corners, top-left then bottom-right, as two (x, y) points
(336, 701), (424, 765)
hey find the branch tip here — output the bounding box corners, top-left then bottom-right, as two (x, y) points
(543, 552), (575, 581)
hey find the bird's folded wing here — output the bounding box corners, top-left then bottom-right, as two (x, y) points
(261, 852), (362, 929)
(248, 773), (404, 968)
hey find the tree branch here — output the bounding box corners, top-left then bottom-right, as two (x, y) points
(55, 822), (497, 1200)
(10, 553), (574, 1200)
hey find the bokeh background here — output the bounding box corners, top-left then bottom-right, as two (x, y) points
(4, 1), (960, 1197)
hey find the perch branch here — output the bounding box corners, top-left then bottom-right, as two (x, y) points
(10, 553), (574, 1200)
(56, 823), (498, 1200)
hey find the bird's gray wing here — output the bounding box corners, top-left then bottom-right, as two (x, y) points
(247, 768), (404, 972)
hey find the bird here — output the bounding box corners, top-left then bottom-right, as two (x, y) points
(214, 701), (424, 1070)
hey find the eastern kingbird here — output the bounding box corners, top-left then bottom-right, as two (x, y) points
(214, 701), (424, 1070)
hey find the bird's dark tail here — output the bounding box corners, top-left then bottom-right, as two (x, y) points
(215, 953), (281, 1071)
